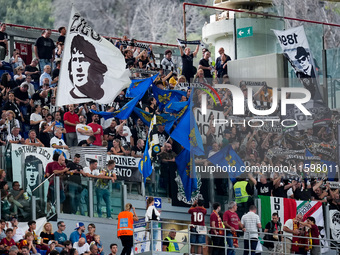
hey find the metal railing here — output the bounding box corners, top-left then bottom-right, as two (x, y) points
(133, 220), (340, 254)
(28, 175), (126, 221)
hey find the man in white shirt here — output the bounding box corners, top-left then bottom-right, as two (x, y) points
(10, 217), (25, 243)
(241, 205), (262, 255)
(9, 49), (26, 69)
(21, 77), (35, 98)
(50, 129), (68, 149)
(7, 127), (24, 144)
(73, 237), (90, 254)
(283, 213), (303, 254)
(76, 115), (93, 144)
(83, 159), (115, 183)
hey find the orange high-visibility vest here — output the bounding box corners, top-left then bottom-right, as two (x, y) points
(117, 211), (134, 237)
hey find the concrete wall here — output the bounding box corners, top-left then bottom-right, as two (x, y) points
(228, 53), (287, 88)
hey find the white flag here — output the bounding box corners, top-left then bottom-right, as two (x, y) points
(56, 7), (131, 106)
(272, 26), (322, 101)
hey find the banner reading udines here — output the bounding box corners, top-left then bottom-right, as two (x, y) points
(107, 155), (142, 182)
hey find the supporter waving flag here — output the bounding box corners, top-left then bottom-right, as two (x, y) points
(56, 7), (130, 106)
(139, 115), (159, 183)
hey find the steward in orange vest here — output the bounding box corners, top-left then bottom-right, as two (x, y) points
(117, 203), (139, 255)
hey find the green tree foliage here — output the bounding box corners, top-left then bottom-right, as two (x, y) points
(0, 0), (54, 28)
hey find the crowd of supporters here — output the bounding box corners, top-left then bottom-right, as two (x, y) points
(0, 219), (118, 255)
(0, 20), (340, 254)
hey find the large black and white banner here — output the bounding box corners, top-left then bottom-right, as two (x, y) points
(330, 210), (340, 243)
(11, 144), (69, 198)
(273, 26), (322, 101)
(56, 7), (130, 106)
(273, 26), (331, 130)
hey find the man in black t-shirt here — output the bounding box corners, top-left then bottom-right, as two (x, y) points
(179, 44), (199, 83)
(31, 82), (52, 107)
(57, 27), (66, 44)
(13, 84), (29, 107)
(131, 118), (147, 143)
(103, 120), (117, 151)
(24, 58), (41, 88)
(124, 49), (136, 69)
(249, 173), (273, 196)
(156, 125), (170, 147)
(66, 154), (84, 214)
(263, 213), (282, 250)
(131, 139), (144, 158)
(215, 47), (231, 78)
(273, 174), (293, 198)
(0, 23), (8, 60)
(294, 179), (324, 201)
(34, 29), (55, 71)
(198, 51), (213, 78)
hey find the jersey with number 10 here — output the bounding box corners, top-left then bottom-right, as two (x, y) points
(188, 206), (207, 226)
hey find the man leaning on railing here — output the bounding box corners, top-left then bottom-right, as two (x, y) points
(240, 205), (262, 255)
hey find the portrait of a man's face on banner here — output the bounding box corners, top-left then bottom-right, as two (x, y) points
(23, 155), (43, 196)
(330, 210), (340, 243)
(56, 8), (131, 106)
(273, 26), (322, 101)
(68, 35), (107, 100)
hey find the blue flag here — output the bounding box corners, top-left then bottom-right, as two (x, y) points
(91, 96), (139, 120)
(164, 100), (189, 134)
(207, 145), (245, 182)
(170, 101), (204, 156)
(91, 110), (115, 120)
(305, 150), (337, 180)
(91, 96), (140, 120)
(114, 96), (141, 120)
(139, 115), (157, 183)
(175, 148), (197, 201)
(164, 99), (188, 113)
(152, 86), (186, 111)
(91, 91), (145, 121)
(133, 107), (176, 127)
(126, 74), (158, 98)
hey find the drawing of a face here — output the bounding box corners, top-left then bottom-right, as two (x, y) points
(26, 163), (39, 187)
(24, 155), (42, 194)
(68, 35), (107, 100)
(71, 51), (91, 87)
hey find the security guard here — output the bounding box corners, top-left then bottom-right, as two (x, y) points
(162, 229), (180, 252)
(233, 174), (254, 219)
(117, 203), (139, 255)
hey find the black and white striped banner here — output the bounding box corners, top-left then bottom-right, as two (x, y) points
(177, 38), (204, 47)
(120, 40), (150, 49)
